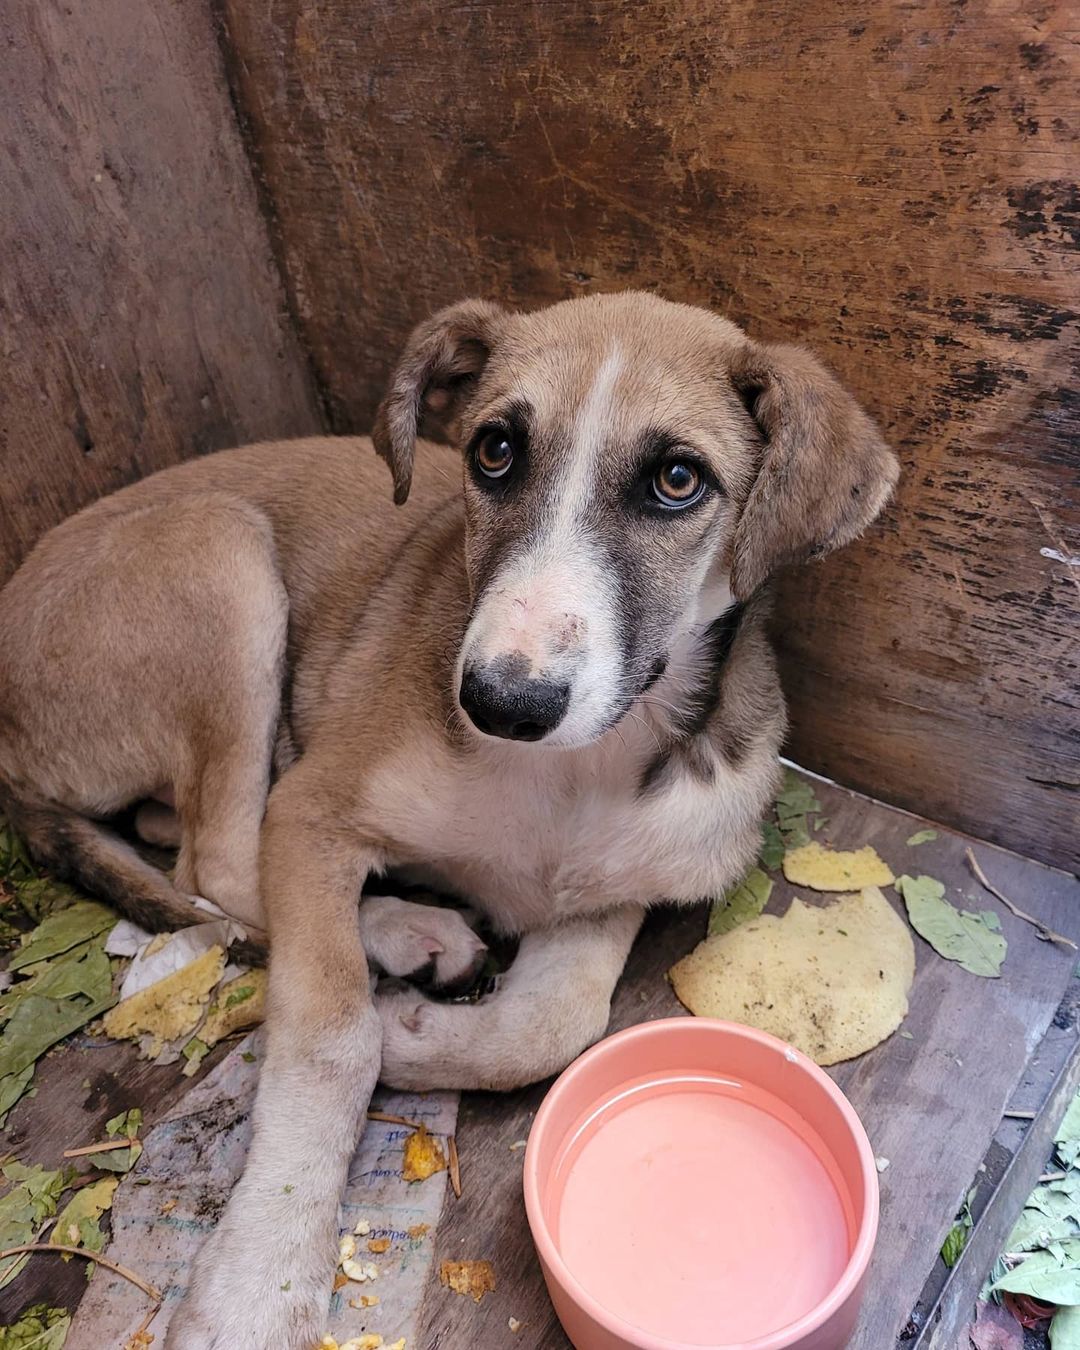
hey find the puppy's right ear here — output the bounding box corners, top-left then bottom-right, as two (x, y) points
(372, 299), (508, 504)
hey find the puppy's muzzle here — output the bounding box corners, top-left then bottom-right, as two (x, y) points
(459, 663), (570, 742)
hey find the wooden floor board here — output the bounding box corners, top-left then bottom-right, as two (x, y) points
(5, 772), (1078, 1347)
(418, 775), (1080, 1349)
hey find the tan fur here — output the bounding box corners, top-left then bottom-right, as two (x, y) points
(0, 292), (897, 1349)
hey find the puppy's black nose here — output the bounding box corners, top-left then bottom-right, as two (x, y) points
(459, 664), (570, 741)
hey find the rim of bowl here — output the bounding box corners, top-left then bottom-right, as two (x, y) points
(523, 1017), (880, 1350)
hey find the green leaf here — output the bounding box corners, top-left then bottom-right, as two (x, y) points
(771, 770), (821, 850)
(0, 1303), (71, 1350)
(104, 1107), (141, 1138)
(0, 1165), (73, 1289)
(708, 868), (773, 937)
(89, 1108), (143, 1172)
(1007, 1205), (1079, 1253)
(906, 829), (939, 846)
(759, 821), (785, 871)
(896, 874), (1007, 977)
(991, 1240), (1080, 1303)
(12, 879), (82, 924)
(223, 985), (255, 1009)
(0, 992), (116, 1081)
(0, 819), (34, 882)
(941, 1222), (968, 1267)
(9, 903), (116, 972)
(50, 1176), (117, 1262)
(775, 770), (821, 820)
(0, 943), (112, 1022)
(181, 1037), (209, 1076)
(1057, 1089), (1080, 1169)
(86, 1141), (142, 1174)
(1052, 1305), (1080, 1349)
(0, 1064), (35, 1127)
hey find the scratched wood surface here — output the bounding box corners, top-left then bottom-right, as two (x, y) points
(417, 775), (1080, 1349)
(0, 1030), (233, 1320)
(0, 0), (323, 582)
(217, 0), (1080, 871)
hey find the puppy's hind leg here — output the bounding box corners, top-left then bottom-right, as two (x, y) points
(170, 518), (288, 933)
(377, 905), (645, 1091)
(134, 799), (182, 849)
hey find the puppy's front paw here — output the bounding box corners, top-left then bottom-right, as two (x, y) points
(360, 895), (488, 989)
(164, 1209), (331, 1350)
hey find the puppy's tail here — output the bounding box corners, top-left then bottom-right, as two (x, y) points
(1, 792), (268, 964)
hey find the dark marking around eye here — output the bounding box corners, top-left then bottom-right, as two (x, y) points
(466, 399), (533, 492)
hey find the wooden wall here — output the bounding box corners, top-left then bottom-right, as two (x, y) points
(0, 0), (322, 581)
(1, 0), (1075, 870)
(218, 0), (1080, 871)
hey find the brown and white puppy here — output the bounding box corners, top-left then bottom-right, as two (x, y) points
(0, 293), (898, 1349)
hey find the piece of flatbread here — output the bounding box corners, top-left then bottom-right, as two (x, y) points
(669, 886), (915, 1065)
(782, 841), (895, 891)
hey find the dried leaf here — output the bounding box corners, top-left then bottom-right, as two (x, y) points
(707, 868), (772, 937)
(9, 902), (116, 972)
(969, 1298), (1023, 1350)
(0, 992), (117, 1082)
(0, 943), (112, 1022)
(439, 1259), (495, 1302)
(0, 1064), (35, 1127)
(896, 874), (1006, 977)
(991, 1240), (1080, 1303)
(906, 829), (939, 847)
(1007, 1205), (1078, 1253)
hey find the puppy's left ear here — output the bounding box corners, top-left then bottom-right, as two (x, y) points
(372, 299), (508, 504)
(727, 341), (900, 600)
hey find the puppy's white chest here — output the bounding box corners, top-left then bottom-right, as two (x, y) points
(369, 736), (746, 930)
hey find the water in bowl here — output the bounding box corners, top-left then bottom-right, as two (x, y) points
(550, 1070), (855, 1346)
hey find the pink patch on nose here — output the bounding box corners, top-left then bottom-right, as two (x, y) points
(555, 613), (586, 652)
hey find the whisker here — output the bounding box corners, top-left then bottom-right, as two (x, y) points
(622, 709), (664, 755)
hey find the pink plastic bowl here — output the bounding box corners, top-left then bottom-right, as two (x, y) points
(523, 1018), (878, 1350)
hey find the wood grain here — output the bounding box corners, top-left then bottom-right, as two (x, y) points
(0, 1030), (232, 1321)
(0, 0), (323, 582)
(417, 775), (1080, 1349)
(218, 0), (1080, 869)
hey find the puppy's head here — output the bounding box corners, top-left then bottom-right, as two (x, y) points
(374, 293), (898, 748)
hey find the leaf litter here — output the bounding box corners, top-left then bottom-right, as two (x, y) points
(896, 874), (1007, 977)
(981, 1086), (1080, 1344)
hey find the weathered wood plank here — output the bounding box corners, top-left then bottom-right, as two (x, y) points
(219, 0), (1080, 870)
(0, 1030), (232, 1320)
(418, 775), (1080, 1349)
(0, 0), (323, 581)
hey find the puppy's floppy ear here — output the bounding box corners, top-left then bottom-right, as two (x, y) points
(372, 299), (508, 504)
(727, 341), (900, 600)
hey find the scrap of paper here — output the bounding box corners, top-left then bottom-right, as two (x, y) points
(66, 1031), (457, 1347)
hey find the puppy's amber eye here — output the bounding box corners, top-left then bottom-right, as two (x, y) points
(652, 459), (704, 508)
(476, 431), (514, 479)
